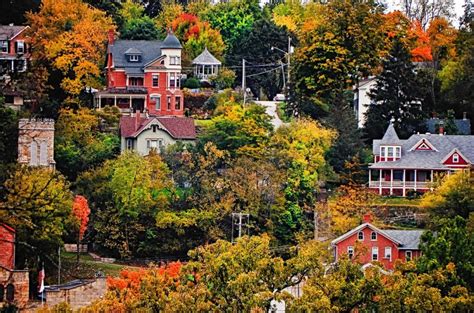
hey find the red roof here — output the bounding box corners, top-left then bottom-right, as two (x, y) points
(120, 115), (196, 139)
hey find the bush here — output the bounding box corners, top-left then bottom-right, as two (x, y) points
(183, 77), (201, 89)
(210, 68), (236, 90)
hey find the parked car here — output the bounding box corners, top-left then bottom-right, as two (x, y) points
(273, 94), (286, 101)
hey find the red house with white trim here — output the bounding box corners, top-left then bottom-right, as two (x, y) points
(369, 122), (474, 196)
(0, 24), (30, 75)
(95, 30), (184, 116)
(331, 215), (424, 270)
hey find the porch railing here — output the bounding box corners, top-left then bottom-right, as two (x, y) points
(368, 181), (431, 189)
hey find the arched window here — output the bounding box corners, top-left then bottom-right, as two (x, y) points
(358, 231), (364, 240)
(0, 285), (4, 302)
(371, 231), (377, 241)
(6, 284), (14, 302)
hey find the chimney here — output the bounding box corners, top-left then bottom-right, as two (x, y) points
(463, 112), (467, 120)
(439, 121), (444, 136)
(135, 110), (141, 130)
(108, 29), (115, 45)
(363, 213), (373, 224)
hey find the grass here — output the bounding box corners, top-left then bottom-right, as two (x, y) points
(276, 102), (292, 123)
(195, 119), (213, 127)
(371, 197), (422, 207)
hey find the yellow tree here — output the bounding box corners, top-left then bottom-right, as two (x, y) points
(27, 0), (114, 104)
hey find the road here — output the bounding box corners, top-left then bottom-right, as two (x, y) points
(255, 101), (284, 129)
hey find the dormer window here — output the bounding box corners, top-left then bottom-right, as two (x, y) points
(380, 146), (401, 160)
(129, 54), (139, 62)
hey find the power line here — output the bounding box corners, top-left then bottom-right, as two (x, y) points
(246, 64), (287, 78)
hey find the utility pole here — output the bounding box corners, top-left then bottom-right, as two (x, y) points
(231, 212), (249, 243)
(287, 36), (291, 85)
(242, 59), (246, 105)
(58, 246), (61, 285)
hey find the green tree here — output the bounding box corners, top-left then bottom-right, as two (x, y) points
(209, 68), (236, 90)
(55, 107), (120, 181)
(119, 0), (159, 40)
(417, 216), (474, 291)
(0, 105), (18, 183)
(365, 38), (426, 140)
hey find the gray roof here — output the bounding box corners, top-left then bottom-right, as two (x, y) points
(384, 230), (425, 250)
(192, 47), (221, 65)
(0, 25), (27, 40)
(380, 122), (399, 144)
(425, 118), (471, 135)
(161, 33), (182, 49)
(371, 125), (474, 170)
(124, 47), (142, 54)
(109, 40), (164, 73)
(331, 223), (425, 250)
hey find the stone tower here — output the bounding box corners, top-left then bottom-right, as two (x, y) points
(17, 118), (55, 168)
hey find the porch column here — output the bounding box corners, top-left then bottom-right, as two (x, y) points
(414, 169), (417, 191)
(390, 169), (393, 195)
(114, 95), (117, 107)
(144, 96), (147, 112)
(379, 169), (382, 195)
(402, 169), (406, 197)
(368, 169), (372, 187)
(129, 96), (132, 110)
(98, 95), (102, 109)
(430, 169), (434, 191)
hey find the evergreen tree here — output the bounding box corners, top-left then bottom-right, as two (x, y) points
(364, 38), (426, 140)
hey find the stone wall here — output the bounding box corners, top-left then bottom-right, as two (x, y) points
(63, 244), (88, 253)
(18, 118), (55, 168)
(45, 278), (107, 310)
(0, 267), (29, 309)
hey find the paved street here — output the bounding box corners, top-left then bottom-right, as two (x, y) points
(255, 101), (284, 129)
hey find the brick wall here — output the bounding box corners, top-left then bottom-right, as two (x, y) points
(0, 225), (15, 269)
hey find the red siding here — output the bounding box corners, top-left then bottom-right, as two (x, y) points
(443, 152), (469, 167)
(0, 224), (15, 269)
(334, 225), (419, 270)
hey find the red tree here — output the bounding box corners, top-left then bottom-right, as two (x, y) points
(72, 195), (90, 240)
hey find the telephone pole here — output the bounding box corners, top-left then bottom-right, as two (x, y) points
(231, 212), (249, 243)
(242, 59), (246, 105)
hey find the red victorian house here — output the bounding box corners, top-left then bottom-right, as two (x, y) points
(95, 30), (184, 116)
(0, 24), (29, 75)
(331, 215), (424, 270)
(369, 122), (474, 196)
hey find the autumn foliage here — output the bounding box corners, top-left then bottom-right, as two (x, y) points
(72, 195), (90, 240)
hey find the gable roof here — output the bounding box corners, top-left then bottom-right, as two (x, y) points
(0, 25), (27, 40)
(331, 223), (424, 250)
(120, 115), (196, 140)
(192, 47), (221, 65)
(124, 47), (142, 54)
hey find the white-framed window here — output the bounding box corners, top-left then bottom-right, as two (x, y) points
(380, 146), (386, 158)
(453, 153), (459, 163)
(150, 95), (161, 110)
(347, 246), (354, 259)
(147, 139), (163, 151)
(175, 96), (181, 110)
(129, 54), (139, 62)
(16, 41), (24, 54)
(384, 247), (392, 261)
(152, 74), (159, 87)
(395, 147), (401, 158)
(358, 231), (364, 240)
(405, 250), (412, 261)
(372, 247), (378, 261)
(387, 147), (394, 157)
(129, 77), (143, 86)
(371, 231), (377, 241)
(0, 41), (7, 53)
(126, 139), (133, 150)
(170, 56), (181, 65)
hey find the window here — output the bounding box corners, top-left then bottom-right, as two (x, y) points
(39, 141), (47, 165)
(372, 247), (378, 261)
(405, 250), (412, 261)
(151, 95), (161, 110)
(387, 147), (394, 157)
(126, 139), (133, 150)
(0, 285), (4, 302)
(167, 96), (171, 110)
(16, 41), (24, 54)
(129, 77), (143, 86)
(6, 284), (14, 302)
(129, 54), (139, 62)
(358, 231), (364, 240)
(169, 73), (176, 88)
(371, 231), (377, 241)
(395, 147), (401, 158)
(0, 41), (7, 53)
(152, 74), (159, 87)
(453, 153), (459, 163)
(30, 141), (38, 166)
(347, 246), (354, 259)
(147, 139), (163, 151)
(380, 146), (386, 157)
(384, 247), (392, 261)
(170, 56), (181, 65)
(175, 96), (181, 110)
(151, 124), (160, 133)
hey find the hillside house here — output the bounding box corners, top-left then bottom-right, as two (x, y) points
(120, 112), (196, 155)
(95, 30), (184, 115)
(0, 24), (29, 75)
(369, 122), (474, 196)
(331, 215), (424, 270)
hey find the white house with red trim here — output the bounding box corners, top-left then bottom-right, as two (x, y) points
(369, 123), (474, 196)
(331, 215), (424, 270)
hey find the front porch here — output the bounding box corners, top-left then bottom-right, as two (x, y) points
(94, 87), (147, 113)
(368, 169), (447, 196)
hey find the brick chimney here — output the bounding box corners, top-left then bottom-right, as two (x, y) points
(135, 110), (141, 131)
(363, 213), (373, 224)
(108, 29), (115, 45)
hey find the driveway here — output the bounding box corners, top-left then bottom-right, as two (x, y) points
(255, 101), (284, 129)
